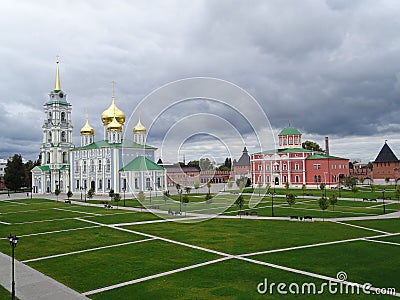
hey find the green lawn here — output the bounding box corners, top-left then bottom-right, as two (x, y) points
(0, 198), (398, 299)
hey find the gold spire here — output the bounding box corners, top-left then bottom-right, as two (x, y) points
(55, 57), (61, 91)
(101, 81), (125, 125)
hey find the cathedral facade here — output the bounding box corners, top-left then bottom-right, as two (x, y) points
(32, 61), (166, 195)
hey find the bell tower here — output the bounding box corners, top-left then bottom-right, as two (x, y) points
(40, 59), (74, 192)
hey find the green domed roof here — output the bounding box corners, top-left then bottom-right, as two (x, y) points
(278, 126), (302, 136)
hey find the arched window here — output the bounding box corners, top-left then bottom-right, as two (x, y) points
(90, 159), (95, 172)
(61, 112), (66, 122)
(48, 132), (52, 143)
(318, 175), (321, 182)
(46, 152), (50, 164)
(63, 152), (68, 163)
(83, 161), (87, 173)
(98, 160), (102, 171)
(106, 159), (111, 172)
(61, 131), (66, 142)
(48, 112), (52, 122)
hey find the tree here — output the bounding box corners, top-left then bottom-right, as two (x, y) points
(217, 165), (230, 171)
(199, 158), (213, 171)
(207, 181), (211, 195)
(344, 176), (357, 188)
(227, 181), (233, 189)
(176, 183), (181, 192)
(187, 160), (199, 168)
(301, 184), (307, 198)
(370, 184), (376, 193)
(4, 154), (26, 191)
(235, 195), (245, 219)
(54, 188), (60, 201)
(302, 140), (324, 152)
(224, 157), (232, 169)
(286, 193), (296, 212)
(329, 193), (338, 211)
(114, 193), (121, 209)
(184, 186), (191, 194)
(320, 183), (326, 196)
(182, 194), (189, 216)
(395, 185), (400, 206)
(24, 159), (39, 189)
(87, 189), (94, 199)
(194, 181), (200, 193)
(318, 196), (330, 221)
(67, 190), (73, 201)
(109, 189), (115, 201)
(284, 182), (290, 194)
(351, 185), (359, 200)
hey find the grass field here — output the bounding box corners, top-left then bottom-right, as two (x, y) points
(0, 197), (399, 299)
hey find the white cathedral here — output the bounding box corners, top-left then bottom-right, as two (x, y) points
(31, 61), (167, 195)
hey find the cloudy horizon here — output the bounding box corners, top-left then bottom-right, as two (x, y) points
(1, 0), (400, 164)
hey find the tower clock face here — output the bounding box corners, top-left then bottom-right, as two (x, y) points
(59, 93), (64, 98)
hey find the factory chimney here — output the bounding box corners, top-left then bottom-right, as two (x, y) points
(325, 137), (330, 156)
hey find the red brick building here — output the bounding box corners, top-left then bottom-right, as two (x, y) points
(251, 126), (349, 188)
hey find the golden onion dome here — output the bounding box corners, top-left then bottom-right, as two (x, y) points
(101, 99), (125, 125)
(133, 118), (146, 134)
(80, 119), (95, 135)
(108, 116), (123, 131)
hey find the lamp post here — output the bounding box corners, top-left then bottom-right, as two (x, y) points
(84, 186), (87, 203)
(271, 179), (276, 217)
(178, 188), (182, 212)
(8, 234), (18, 300)
(80, 187), (82, 201)
(382, 189), (386, 214)
(122, 187), (126, 207)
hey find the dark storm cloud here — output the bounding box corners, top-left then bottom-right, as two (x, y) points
(0, 0), (400, 162)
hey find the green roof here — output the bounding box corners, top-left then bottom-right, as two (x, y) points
(306, 154), (347, 160)
(38, 166), (50, 171)
(120, 156), (164, 171)
(278, 126), (302, 136)
(73, 139), (156, 151)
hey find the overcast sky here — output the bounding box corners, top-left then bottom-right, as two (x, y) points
(1, 0), (400, 164)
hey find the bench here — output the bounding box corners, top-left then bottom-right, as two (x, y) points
(290, 216), (299, 221)
(64, 200), (71, 204)
(364, 198), (377, 202)
(104, 204), (113, 209)
(237, 210), (245, 216)
(304, 216), (313, 221)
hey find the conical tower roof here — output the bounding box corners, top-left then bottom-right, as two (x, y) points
(374, 142), (399, 163)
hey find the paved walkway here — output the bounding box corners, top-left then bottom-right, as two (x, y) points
(0, 252), (90, 300)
